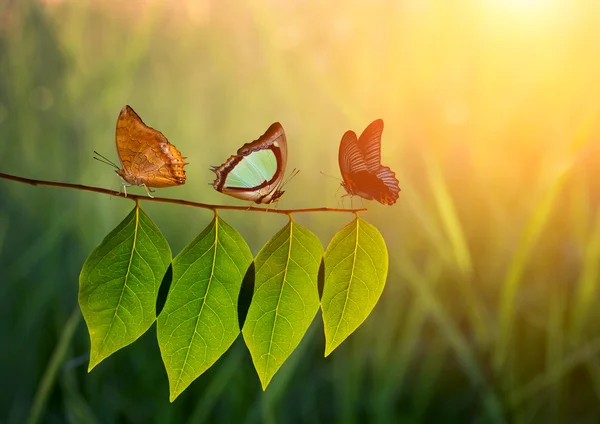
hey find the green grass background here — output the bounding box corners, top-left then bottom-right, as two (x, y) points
(1, 0), (600, 422)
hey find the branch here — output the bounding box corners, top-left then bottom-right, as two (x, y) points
(0, 172), (366, 215)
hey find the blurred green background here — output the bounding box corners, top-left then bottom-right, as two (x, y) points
(2, 0), (600, 422)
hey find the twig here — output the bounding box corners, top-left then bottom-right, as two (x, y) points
(0, 172), (366, 215)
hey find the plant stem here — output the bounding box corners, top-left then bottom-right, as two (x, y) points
(0, 172), (366, 214)
(26, 307), (81, 424)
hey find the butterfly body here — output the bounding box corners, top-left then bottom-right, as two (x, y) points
(115, 105), (187, 196)
(212, 122), (287, 204)
(338, 119), (400, 205)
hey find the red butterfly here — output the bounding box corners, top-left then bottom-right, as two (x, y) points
(338, 119), (400, 205)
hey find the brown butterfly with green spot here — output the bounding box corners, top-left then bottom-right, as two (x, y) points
(211, 122), (297, 205)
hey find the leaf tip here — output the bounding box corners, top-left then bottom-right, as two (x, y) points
(87, 359), (98, 373)
(258, 373), (273, 391)
(324, 337), (343, 357)
(324, 344), (336, 357)
(167, 378), (186, 403)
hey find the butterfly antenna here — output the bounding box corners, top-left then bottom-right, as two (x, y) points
(319, 170), (343, 182)
(93, 151), (120, 169)
(280, 168), (300, 189)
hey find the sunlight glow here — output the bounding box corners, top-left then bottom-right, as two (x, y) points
(486, 0), (556, 12)
(481, 0), (567, 32)
(483, 0), (565, 24)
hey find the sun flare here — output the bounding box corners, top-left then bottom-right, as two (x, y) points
(482, 0), (566, 30)
(487, 0), (555, 11)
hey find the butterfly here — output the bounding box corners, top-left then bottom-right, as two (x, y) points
(211, 122), (293, 205)
(95, 105), (187, 198)
(338, 119), (400, 205)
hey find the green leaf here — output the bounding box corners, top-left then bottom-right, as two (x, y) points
(157, 214), (253, 401)
(322, 217), (388, 356)
(79, 204), (171, 371)
(242, 219), (323, 390)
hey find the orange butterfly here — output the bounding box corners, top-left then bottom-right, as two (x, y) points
(95, 105), (187, 197)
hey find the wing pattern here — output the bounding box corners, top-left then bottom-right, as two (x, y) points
(115, 105), (187, 189)
(338, 119), (400, 205)
(211, 122), (288, 204)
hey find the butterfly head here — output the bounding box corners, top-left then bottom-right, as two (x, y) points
(340, 179), (355, 196)
(115, 168), (135, 185)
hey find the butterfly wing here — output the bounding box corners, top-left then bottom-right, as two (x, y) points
(212, 122), (287, 203)
(339, 129), (368, 191)
(356, 118), (384, 172)
(115, 105), (186, 188)
(372, 165), (400, 205)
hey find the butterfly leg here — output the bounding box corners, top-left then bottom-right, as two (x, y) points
(345, 195), (352, 209)
(142, 184), (155, 198)
(335, 186), (343, 208)
(121, 183), (132, 198)
(246, 201), (254, 211)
